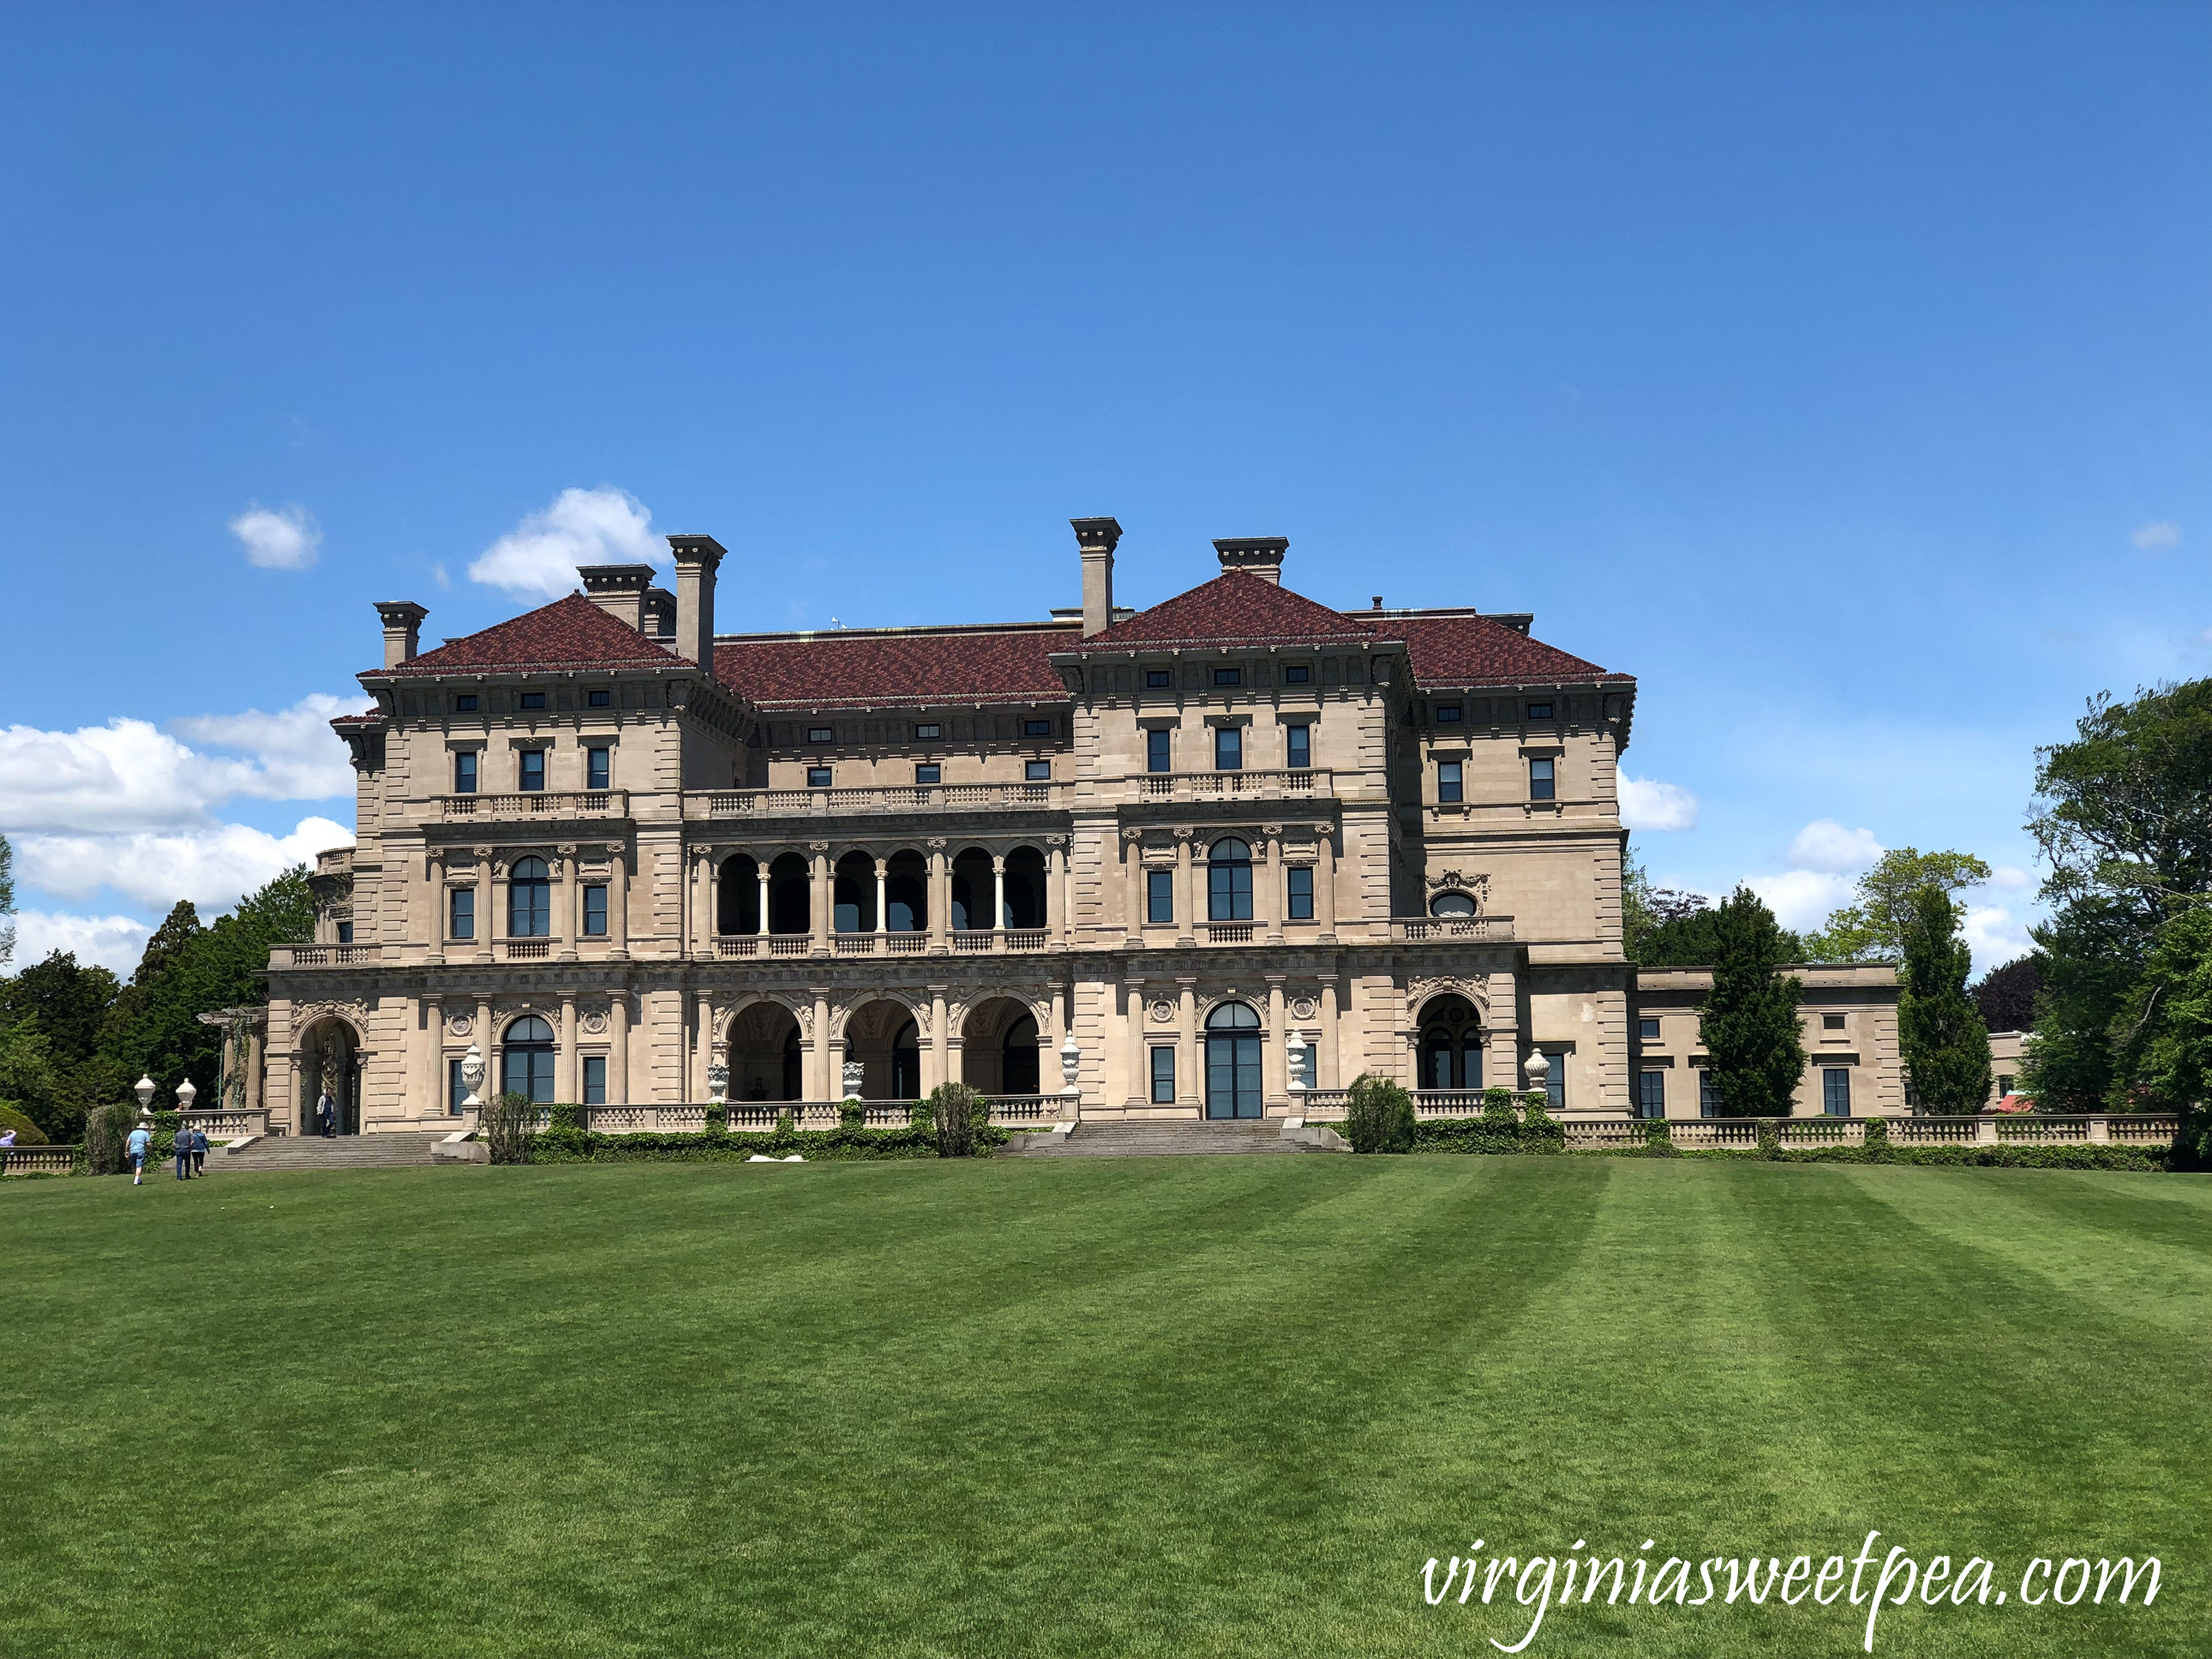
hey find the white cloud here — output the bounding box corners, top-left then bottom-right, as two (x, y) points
(1620, 776), (1699, 831)
(16, 817), (353, 907)
(2131, 520), (2180, 551)
(1988, 865), (2032, 893)
(10, 910), (154, 976)
(469, 486), (659, 600)
(1786, 819), (1883, 875)
(1745, 869), (1859, 933)
(432, 560), (452, 590)
(229, 502), (322, 569)
(1962, 904), (2034, 978)
(0, 696), (355, 835)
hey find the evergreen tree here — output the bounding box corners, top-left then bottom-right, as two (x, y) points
(0, 950), (123, 1141)
(132, 901), (204, 987)
(1698, 886), (1806, 1117)
(2017, 895), (2145, 1111)
(1897, 883), (1993, 1113)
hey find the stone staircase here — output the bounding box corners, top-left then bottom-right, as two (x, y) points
(1004, 1119), (1341, 1158)
(220, 1132), (455, 1172)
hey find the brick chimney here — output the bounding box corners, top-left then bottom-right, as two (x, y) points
(374, 601), (428, 668)
(578, 563), (656, 632)
(667, 534), (725, 668)
(1071, 516), (1122, 638)
(1214, 536), (1287, 584)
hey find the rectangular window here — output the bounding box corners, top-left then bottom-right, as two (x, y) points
(1639, 1017), (1660, 1041)
(519, 691), (546, 710)
(588, 688), (611, 708)
(1637, 1070), (1666, 1118)
(1286, 865), (1314, 919)
(1146, 728), (1172, 772)
(1283, 664), (1310, 683)
(1214, 666), (1241, 686)
(519, 749), (545, 792)
(449, 1057), (466, 1116)
(914, 722), (940, 740)
(1150, 1046), (1177, 1104)
(583, 884), (608, 937)
(336, 921), (354, 945)
(1997, 1073), (2014, 1097)
(1214, 727), (1242, 770)
(1824, 1069), (1851, 1116)
(807, 727), (833, 743)
(583, 1055), (607, 1106)
(454, 751), (478, 794)
(1023, 718), (1052, 737)
(1528, 758), (1556, 800)
(914, 763), (942, 785)
(1025, 759), (1052, 782)
(449, 888), (475, 940)
(1526, 701), (1553, 721)
(1823, 1013), (1846, 1030)
(585, 746), (610, 790)
(1699, 1069), (1719, 1117)
(1543, 1053), (1565, 1111)
(1286, 724), (1310, 770)
(806, 766), (832, 788)
(1146, 669), (1171, 688)
(1435, 704), (1463, 723)
(1437, 761), (1463, 803)
(1147, 869), (1173, 925)
(453, 693), (477, 714)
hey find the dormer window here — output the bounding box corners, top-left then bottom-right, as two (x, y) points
(1283, 664), (1310, 684)
(914, 723), (940, 740)
(807, 727), (833, 743)
(1214, 667), (1242, 687)
(453, 694), (477, 713)
(1435, 704), (1463, 723)
(588, 689), (611, 708)
(1023, 719), (1052, 738)
(1527, 701), (1553, 721)
(519, 692), (546, 711)
(1146, 669), (1171, 688)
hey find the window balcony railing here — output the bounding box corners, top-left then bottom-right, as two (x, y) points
(1130, 768), (1334, 802)
(1207, 924), (1254, 943)
(440, 790), (628, 821)
(1389, 913), (1514, 943)
(504, 939), (552, 960)
(686, 782), (1064, 819)
(269, 943), (383, 968)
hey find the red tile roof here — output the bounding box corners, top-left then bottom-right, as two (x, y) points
(1395, 613), (1630, 688)
(375, 594), (692, 676)
(1071, 572), (1382, 650)
(714, 626), (1078, 710)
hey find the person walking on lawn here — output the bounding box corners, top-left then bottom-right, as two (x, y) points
(189, 1123), (209, 1177)
(0, 1127), (14, 1177)
(316, 1089), (336, 1138)
(174, 1125), (193, 1181)
(126, 1122), (151, 1185)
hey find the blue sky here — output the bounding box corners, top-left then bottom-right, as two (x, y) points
(2, 3), (2205, 975)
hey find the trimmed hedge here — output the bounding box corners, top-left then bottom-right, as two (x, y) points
(528, 1123), (1011, 1164)
(1579, 1140), (2170, 1172)
(1406, 1093), (1563, 1155)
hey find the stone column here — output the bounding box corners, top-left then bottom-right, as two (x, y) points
(810, 845), (830, 953)
(756, 861), (770, 937)
(992, 854), (1006, 937)
(1124, 830), (1145, 933)
(1316, 825), (1339, 942)
(930, 985), (949, 1094)
(557, 847), (578, 962)
(1175, 830), (1196, 945)
(812, 987), (831, 1099)
(476, 997), (494, 1103)
(926, 841), (949, 953)
(694, 991), (716, 1102)
(610, 989), (630, 1105)
(1178, 976), (1199, 1110)
(489, 856), (509, 963)
(874, 858), (888, 937)
(422, 993), (444, 1118)
(1261, 825), (1284, 942)
(609, 841), (631, 960)
(558, 994), (578, 1102)
(245, 1025), (265, 1117)
(1125, 977), (1148, 1108)
(1266, 976), (1287, 1106)
(1317, 974), (1340, 1090)
(1046, 839), (1067, 943)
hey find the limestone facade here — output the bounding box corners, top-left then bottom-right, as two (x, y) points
(263, 519), (1906, 1131)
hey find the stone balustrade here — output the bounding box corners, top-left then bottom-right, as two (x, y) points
(3, 1145), (79, 1175)
(686, 782), (1064, 819)
(440, 790), (628, 822)
(1387, 915), (1514, 943)
(270, 943), (383, 968)
(1129, 768), (1334, 802)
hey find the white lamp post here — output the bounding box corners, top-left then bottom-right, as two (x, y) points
(134, 1075), (156, 1118)
(175, 1077), (198, 1113)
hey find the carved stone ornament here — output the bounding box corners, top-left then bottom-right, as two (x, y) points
(842, 1059), (866, 1099)
(579, 1009), (609, 1036)
(447, 1014), (473, 1038)
(807, 840), (830, 853)
(1406, 973), (1491, 1013)
(926, 836), (948, 851)
(1289, 996), (1318, 1021)
(1150, 999), (1177, 1024)
(1429, 870), (1491, 901)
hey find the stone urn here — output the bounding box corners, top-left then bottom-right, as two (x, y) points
(459, 1044), (486, 1109)
(708, 1060), (729, 1105)
(842, 1059), (866, 1102)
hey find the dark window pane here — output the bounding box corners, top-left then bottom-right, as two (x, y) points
(1283, 665), (1310, 683)
(588, 689), (610, 708)
(807, 766), (831, 788)
(583, 1056), (607, 1105)
(1214, 667), (1241, 686)
(519, 692), (546, 710)
(586, 747), (610, 790)
(1436, 704), (1463, 722)
(450, 888), (474, 940)
(1024, 719), (1052, 737)
(914, 723), (940, 740)
(1147, 728), (1171, 773)
(1147, 869), (1173, 925)
(1025, 760), (1051, 781)
(915, 764), (941, 785)
(1214, 728), (1242, 771)
(1825, 1069), (1850, 1116)
(1150, 1047), (1176, 1104)
(1529, 758), (1555, 800)
(1638, 1070), (1665, 1118)
(1438, 761), (1462, 803)
(1146, 669), (1171, 688)
(583, 885), (608, 936)
(519, 750), (545, 792)
(1286, 724), (1310, 770)
(454, 752), (477, 794)
(1287, 865), (1313, 919)
(336, 921), (353, 944)
(1527, 702), (1553, 720)
(454, 694), (477, 713)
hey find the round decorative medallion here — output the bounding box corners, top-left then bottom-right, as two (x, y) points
(1149, 999), (1176, 1024)
(447, 1015), (472, 1037)
(580, 1011), (608, 1036)
(1289, 996), (1318, 1021)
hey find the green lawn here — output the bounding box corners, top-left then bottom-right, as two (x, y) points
(3, 1157), (2205, 1658)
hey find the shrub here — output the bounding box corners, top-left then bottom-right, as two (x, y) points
(0, 1102), (51, 1146)
(549, 1103), (582, 1133)
(482, 1091), (537, 1165)
(908, 1101), (933, 1129)
(1755, 1118), (1782, 1160)
(1342, 1073), (1416, 1153)
(776, 1109), (795, 1135)
(704, 1104), (728, 1134)
(1520, 1095), (1565, 1153)
(926, 1082), (987, 1158)
(1862, 1116), (1892, 1161)
(1641, 1117), (1678, 1156)
(839, 1100), (866, 1130)
(83, 1102), (136, 1175)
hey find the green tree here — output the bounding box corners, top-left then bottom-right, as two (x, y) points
(1698, 887), (1806, 1117)
(0, 1019), (63, 1141)
(2104, 907), (2212, 1165)
(0, 950), (123, 1141)
(2029, 680), (2212, 921)
(1897, 884), (1993, 1113)
(2017, 895), (2143, 1112)
(1341, 1072), (1416, 1153)
(1803, 847), (1993, 963)
(1622, 858), (1760, 965)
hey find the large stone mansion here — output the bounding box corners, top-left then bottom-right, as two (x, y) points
(267, 519), (1900, 1132)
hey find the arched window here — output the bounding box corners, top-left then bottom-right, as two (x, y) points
(508, 857), (551, 937)
(1207, 838), (1253, 922)
(1204, 1000), (1262, 1119)
(892, 1020), (921, 1099)
(501, 1013), (555, 1102)
(1002, 1013), (1040, 1094)
(1430, 891), (1478, 919)
(782, 1027), (802, 1101)
(1418, 995), (1484, 1092)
